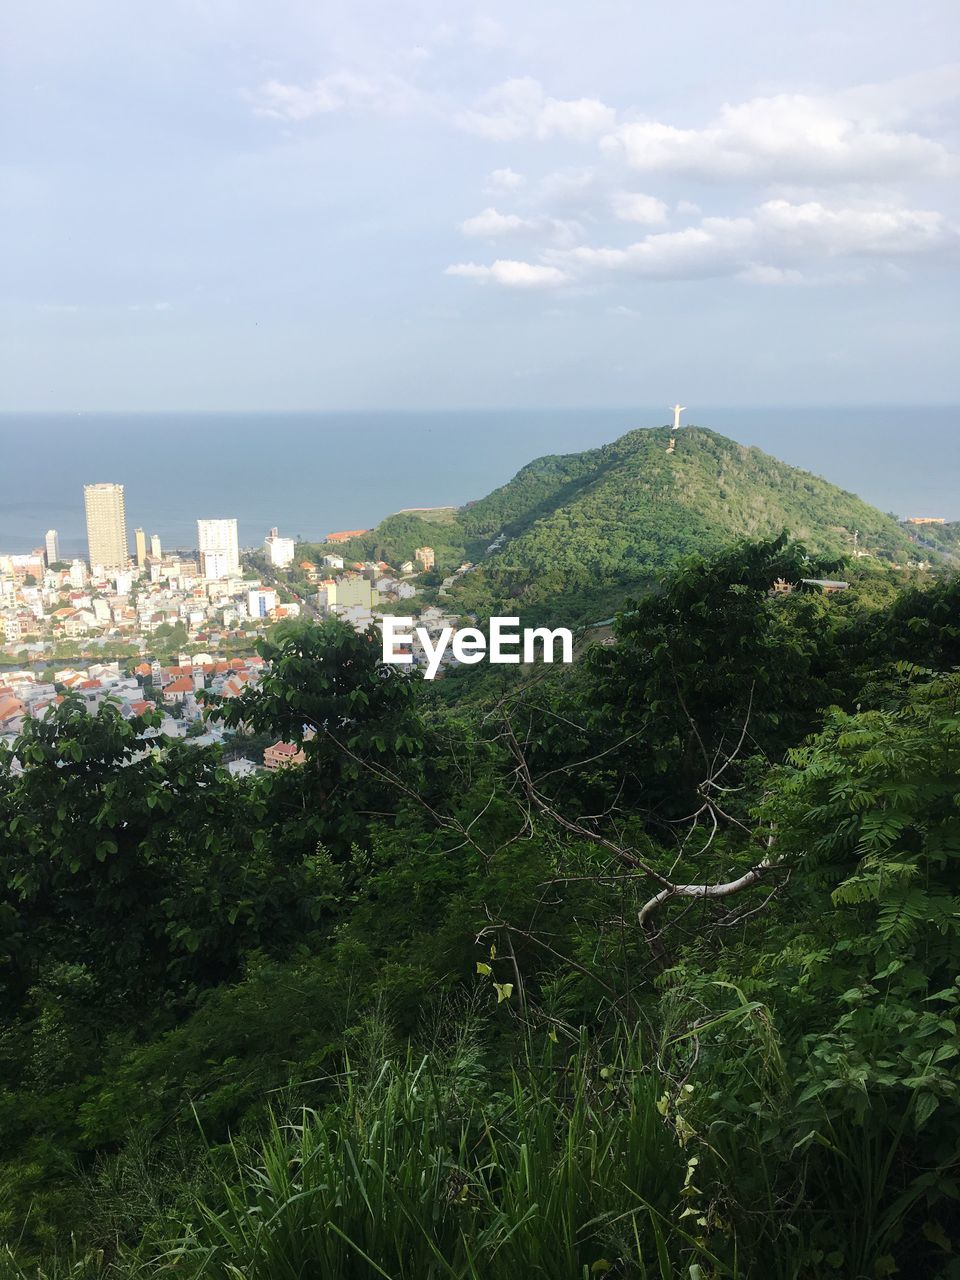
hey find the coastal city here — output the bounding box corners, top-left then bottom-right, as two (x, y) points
(0, 480), (471, 757)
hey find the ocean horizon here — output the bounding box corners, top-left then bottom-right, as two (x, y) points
(0, 405), (957, 557)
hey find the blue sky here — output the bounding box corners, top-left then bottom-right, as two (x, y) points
(1, 0), (957, 410)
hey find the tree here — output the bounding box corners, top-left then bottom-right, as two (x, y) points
(0, 697), (326, 1011)
(585, 533), (852, 815)
(208, 618), (426, 852)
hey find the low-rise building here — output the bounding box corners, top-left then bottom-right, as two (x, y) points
(264, 740), (307, 770)
(264, 527), (296, 568)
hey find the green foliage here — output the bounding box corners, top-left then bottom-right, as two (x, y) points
(582, 533), (852, 813)
(301, 512), (467, 574)
(0, 697), (319, 1004)
(4, 549), (960, 1278)
(303, 426), (922, 626)
(148, 1024), (709, 1280)
(451, 426), (921, 620)
(765, 671), (960, 1124)
(208, 617), (426, 850)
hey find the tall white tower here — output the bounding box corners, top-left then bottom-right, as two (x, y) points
(44, 529), (60, 566)
(84, 483), (128, 570)
(197, 518), (240, 580)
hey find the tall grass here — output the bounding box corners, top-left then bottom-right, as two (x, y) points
(144, 1022), (736, 1280)
(5, 1006), (935, 1280)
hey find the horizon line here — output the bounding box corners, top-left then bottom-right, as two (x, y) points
(1, 402), (958, 417)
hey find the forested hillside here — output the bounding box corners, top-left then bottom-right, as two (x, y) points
(301, 509), (469, 573)
(303, 426), (923, 622)
(452, 427), (920, 618)
(903, 518), (960, 559)
(2, 538), (959, 1279)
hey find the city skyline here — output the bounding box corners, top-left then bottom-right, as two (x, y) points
(1, 402), (958, 566)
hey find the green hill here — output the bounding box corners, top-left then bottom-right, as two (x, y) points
(305, 425), (923, 620)
(455, 425), (919, 617)
(901, 518), (960, 561)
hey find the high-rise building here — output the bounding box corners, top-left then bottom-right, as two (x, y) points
(264, 526), (296, 568)
(197, 518), (240, 580)
(83, 483), (128, 570)
(44, 529), (60, 566)
(150, 533), (162, 560)
(135, 528), (147, 567)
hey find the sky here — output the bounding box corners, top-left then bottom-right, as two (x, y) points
(1, 1), (958, 410)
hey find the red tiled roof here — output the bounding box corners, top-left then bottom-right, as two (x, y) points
(325, 529), (369, 543)
(0, 696), (25, 723)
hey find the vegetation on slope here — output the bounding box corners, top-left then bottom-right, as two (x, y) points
(2, 541), (959, 1278)
(452, 426), (921, 618)
(299, 512), (469, 574)
(297, 426), (924, 623)
(903, 518), (960, 560)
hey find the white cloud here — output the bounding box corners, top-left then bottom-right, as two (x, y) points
(249, 72), (425, 121)
(838, 62), (960, 125)
(485, 167), (525, 193)
(754, 198), (948, 255)
(456, 78), (615, 142)
(445, 259), (568, 288)
(738, 264), (805, 285)
(602, 92), (956, 182)
(460, 207), (541, 237)
(459, 206), (582, 245)
(611, 192), (669, 224)
(555, 217), (756, 279)
(537, 167), (599, 206)
(543, 198), (954, 285)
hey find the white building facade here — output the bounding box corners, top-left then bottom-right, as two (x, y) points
(247, 586), (278, 618)
(264, 527), (295, 568)
(197, 518), (240, 580)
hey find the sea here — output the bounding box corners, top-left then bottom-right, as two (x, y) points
(0, 407), (957, 557)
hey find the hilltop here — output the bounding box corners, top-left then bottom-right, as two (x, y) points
(304, 425), (924, 621)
